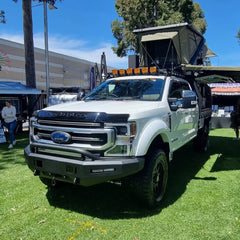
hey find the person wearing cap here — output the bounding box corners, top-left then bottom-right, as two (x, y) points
(1, 101), (17, 149)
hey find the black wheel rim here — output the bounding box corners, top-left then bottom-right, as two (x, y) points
(152, 159), (165, 202)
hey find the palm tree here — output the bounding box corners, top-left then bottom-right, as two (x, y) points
(22, 0), (36, 90)
(17, 0), (58, 114)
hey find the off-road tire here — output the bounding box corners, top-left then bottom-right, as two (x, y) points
(193, 123), (209, 152)
(126, 149), (168, 207)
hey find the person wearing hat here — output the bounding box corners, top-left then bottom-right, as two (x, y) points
(1, 101), (17, 148)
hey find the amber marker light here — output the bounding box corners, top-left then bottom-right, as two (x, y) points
(134, 68), (141, 74)
(112, 69), (119, 76)
(130, 123), (136, 136)
(127, 68), (133, 75)
(141, 67), (149, 74)
(119, 69), (126, 75)
(150, 66), (157, 73)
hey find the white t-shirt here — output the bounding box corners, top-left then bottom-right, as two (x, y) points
(1, 105), (17, 123)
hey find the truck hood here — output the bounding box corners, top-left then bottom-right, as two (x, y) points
(44, 100), (165, 120)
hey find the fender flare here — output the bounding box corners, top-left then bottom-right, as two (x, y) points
(134, 119), (171, 156)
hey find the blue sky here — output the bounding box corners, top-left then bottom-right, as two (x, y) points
(1, 0), (240, 68)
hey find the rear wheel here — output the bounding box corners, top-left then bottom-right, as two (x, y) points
(193, 123), (209, 152)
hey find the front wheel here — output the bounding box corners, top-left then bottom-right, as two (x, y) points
(127, 149), (168, 207)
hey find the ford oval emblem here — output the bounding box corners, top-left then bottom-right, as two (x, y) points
(51, 131), (71, 144)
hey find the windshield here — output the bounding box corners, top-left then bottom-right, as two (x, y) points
(85, 78), (165, 101)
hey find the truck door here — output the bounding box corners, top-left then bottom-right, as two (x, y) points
(168, 79), (198, 150)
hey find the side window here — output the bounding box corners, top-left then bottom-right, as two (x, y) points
(169, 80), (191, 98)
(169, 81), (182, 98)
(181, 82), (191, 92)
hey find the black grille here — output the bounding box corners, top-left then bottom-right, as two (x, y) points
(35, 129), (108, 146)
(38, 119), (103, 128)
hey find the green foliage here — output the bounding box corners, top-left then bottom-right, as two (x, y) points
(111, 0), (157, 56)
(111, 0), (207, 57)
(0, 129), (240, 239)
(0, 10), (6, 24)
(236, 29), (240, 44)
(192, 2), (207, 34)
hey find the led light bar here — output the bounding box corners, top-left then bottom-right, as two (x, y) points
(112, 67), (158, 77)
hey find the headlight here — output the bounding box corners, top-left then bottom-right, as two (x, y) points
(115, 126), (128, 135)
(104, 122), (136, 156)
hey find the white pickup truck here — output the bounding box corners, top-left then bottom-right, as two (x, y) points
(25, 68), (212, 207)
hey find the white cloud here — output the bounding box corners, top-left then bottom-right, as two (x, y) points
(0, 33), (128, 69)
(0, 33), (24, 44)
(33, 33), (87, 50)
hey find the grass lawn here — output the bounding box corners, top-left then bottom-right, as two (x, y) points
(0, 129), (240, 240)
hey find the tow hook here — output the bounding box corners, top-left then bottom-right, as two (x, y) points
(73, 177), (79, 185)
(33, 169), (39, 176)
(51, 177), (56, 187)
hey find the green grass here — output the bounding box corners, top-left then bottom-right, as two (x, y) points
(0, 129), (240, 240)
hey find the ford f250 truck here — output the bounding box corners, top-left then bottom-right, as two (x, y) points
(24, 67), (212, 207)
(24, 23), (212, 207)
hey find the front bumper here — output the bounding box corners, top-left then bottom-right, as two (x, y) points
(24, 145), (144, 186)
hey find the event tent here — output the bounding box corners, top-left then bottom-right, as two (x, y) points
(0, 81), (41, 95)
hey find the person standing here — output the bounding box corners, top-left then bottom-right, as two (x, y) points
(230, 98), (240, 140)
(1, 101), (17, 148)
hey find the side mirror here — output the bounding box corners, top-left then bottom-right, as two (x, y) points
(168, 97), (182, 111)
(182, 90), (197, 108)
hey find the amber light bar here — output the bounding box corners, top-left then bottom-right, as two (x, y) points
(112, 67), (158, 77)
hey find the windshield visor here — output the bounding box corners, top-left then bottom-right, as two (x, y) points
(85, 78), (165, 101)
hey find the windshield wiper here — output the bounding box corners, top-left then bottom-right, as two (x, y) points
(86, 95), (115, 101)
(86, 95), (141, 101)
(114, 96), (141, 100)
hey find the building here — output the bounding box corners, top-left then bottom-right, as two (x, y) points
(0, 38), (110, 124)
(0, 38), (100, 92)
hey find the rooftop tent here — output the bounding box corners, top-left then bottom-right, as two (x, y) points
(141, 31), (178, 42)
(133, 22), (208, 67)
(204, 46), (217, 58)
(0, 81), (41, 94)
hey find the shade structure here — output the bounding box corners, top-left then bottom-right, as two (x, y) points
(209, 83), (240, 96)
(0, 81), (42, 95)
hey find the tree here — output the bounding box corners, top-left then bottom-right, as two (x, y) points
(21, 0), (59, 91)
(22, 0), (36, 90)
(236, 29), (240, 44)
(0, 10), (6, 24)
(16, 0), (59, 114)
(192, 2), (207, 34)
(111, 0), (207, 57)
